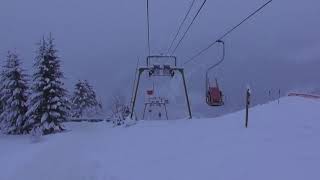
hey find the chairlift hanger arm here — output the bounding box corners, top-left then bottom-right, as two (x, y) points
(206, 40), (225, 78)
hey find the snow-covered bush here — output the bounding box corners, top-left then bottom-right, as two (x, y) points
(109, 95), (130, 126)
(0, 51), (29, 134)
(25, 35), (69, 135)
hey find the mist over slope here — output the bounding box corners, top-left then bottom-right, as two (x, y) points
(0, 0), (319, 117)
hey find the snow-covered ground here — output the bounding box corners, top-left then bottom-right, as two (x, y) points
(1, 96), (320, 180)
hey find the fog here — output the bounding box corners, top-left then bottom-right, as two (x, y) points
(0, 0), (319, 117)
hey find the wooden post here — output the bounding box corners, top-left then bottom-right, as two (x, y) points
(245, 88), (251, 128)
(268, 90), (271, 98)
(278, 89), (281, 104)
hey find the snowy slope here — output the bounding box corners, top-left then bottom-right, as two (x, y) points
(0, 97), (320, 180)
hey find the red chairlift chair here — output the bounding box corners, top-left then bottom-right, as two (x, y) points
(206, 79), (224, 106)
(205, 40), (225, 107)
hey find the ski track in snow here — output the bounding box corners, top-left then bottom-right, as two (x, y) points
(0, 97), (320, 180)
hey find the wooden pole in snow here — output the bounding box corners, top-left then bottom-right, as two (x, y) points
(245, 88), (251, 128)
(278, 89), (281, 104)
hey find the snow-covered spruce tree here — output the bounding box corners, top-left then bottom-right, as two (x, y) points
(71, 80), (102, 118)
(83, 80), (102, 116)
(0, 71), (5, 132)
(0, 71), (5, 123)
(70, 80), (85, 118)
(0, 51), (29, 134)
(25, 35), (69, 135)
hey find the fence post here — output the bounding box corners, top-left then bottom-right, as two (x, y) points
(245, 88), (251, 128)
(278, 89), (281, 104)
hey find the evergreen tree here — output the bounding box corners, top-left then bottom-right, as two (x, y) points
(71, 80), (102, 118)
(70, 80), (86, 118)
(83, 80), (102, 111)
(0, 70), (5, 121)
(25, 35), (69, 135)
(0, 51), (29, 134)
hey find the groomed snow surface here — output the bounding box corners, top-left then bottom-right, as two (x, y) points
(1, 97), (320, 180)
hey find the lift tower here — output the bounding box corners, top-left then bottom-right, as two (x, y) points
(130, 55), (192, 119)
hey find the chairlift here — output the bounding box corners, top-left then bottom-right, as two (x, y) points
(206, 40), (225, 106)
(206, 79), (224, 106)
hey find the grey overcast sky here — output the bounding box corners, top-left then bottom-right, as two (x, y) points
(0, 0), (319, 117)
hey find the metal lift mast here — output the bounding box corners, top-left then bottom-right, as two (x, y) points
(130, 56), (192, 119)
